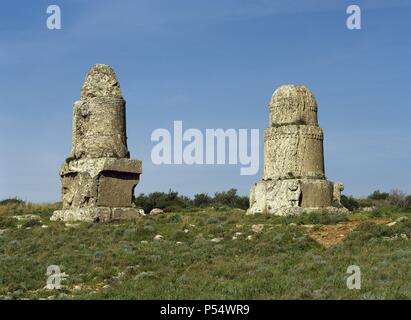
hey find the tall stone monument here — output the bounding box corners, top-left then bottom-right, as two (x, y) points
(247, 85), (346, 215)
(52, 64), (143, 222)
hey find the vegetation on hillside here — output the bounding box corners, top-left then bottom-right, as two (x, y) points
(0, 189), (410, 300)
(134, 188), (249, 212)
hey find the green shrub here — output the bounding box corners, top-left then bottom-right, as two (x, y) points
(207, 217), (220, 224)
(171, 230), (191, 241)
(341, 195), (360, 211)
(0, 217), (17, 228)
(135, 189), (249, 211)
(0, 198), (25, 205)
(21, 220), (42, 228)
(368, 190), (389, 200)
(213, 189), (249, 209)
(347, 222), (391, 242)
(168, 213), (182, 223)
(134, 190), (192, 212)
(193, 193), (213, 207)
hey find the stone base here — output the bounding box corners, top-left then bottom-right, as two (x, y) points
(51, 207), (144, 223)
(247, 178), (346, 216)
(59, 157), (142, 209)
(246, 205), (349, 216)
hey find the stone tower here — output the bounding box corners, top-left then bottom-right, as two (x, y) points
(247, 85), (345, 215)
(52, 64), (143, 222)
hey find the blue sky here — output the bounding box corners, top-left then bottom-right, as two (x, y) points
(0, 0), (410, 202)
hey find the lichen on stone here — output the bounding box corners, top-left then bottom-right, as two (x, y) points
(80, 64), (123, 100)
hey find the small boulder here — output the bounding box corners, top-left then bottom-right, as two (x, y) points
(12, 215), (41, 221)
(251, 224), (264, 233)
(153, 234), (163, 240)
(150, 208), (164, 215)
(396, 216), (408, 223)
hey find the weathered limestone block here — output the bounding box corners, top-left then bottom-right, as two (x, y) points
(247, 178), (334, 215)
(52, 64), (143, 222)
(263, 125), (325, 180)
(71, 97), (129, 159)
(300, 179), (333, 208)
(269, 85), (318, 127)
(51, 207), (112, 223)
(247, 84), (346, 216)
(59, 158), (142, 210)
(333, 182), (344, 205)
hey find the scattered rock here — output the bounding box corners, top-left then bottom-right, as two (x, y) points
(289, 223), (297, 226)
(65, 223), (81, 228)
(386, 216), (408, 227)
(41, 225), (49, 228)
(232, 236), (238, 240)
(247, 235), (253, 240)
(138, 209), (146, 216)
(140, 240), (148, 244)
(134, 271), (155, 280)
(12, 215), (41, 221)
(176, 241), (183, 245)
(251, 224), (264, 233)
(154, 234), (163, 240)
(0, 229), (8, 235)
(235, 232), (243, 236)
(301, 224), (315, 228)
(396, 216), (408, 223)
(210, 238), (222, 243)
(150, 208), (164, 215)
(184, 229), (189, 233)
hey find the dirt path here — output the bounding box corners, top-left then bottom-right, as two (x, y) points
(308, 218), (389, 248)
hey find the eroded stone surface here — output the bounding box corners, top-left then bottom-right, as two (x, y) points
(52, 64), (142, 222)
(80, 64), (122, 100)
(333, 182), (344, 205)
(248, 85), (345, 216)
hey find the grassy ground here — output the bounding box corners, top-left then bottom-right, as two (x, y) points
(0, 202), (410, 300)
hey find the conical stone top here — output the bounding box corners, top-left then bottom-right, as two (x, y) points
(80, 64), (123, 100)
(269, 84), (318, 127)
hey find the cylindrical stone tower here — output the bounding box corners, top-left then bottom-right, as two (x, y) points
(70, 65), (129, 159)
(264, 85), (325, 180)
(52, 64), (143, 222)
(248, 85), (346, 215)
